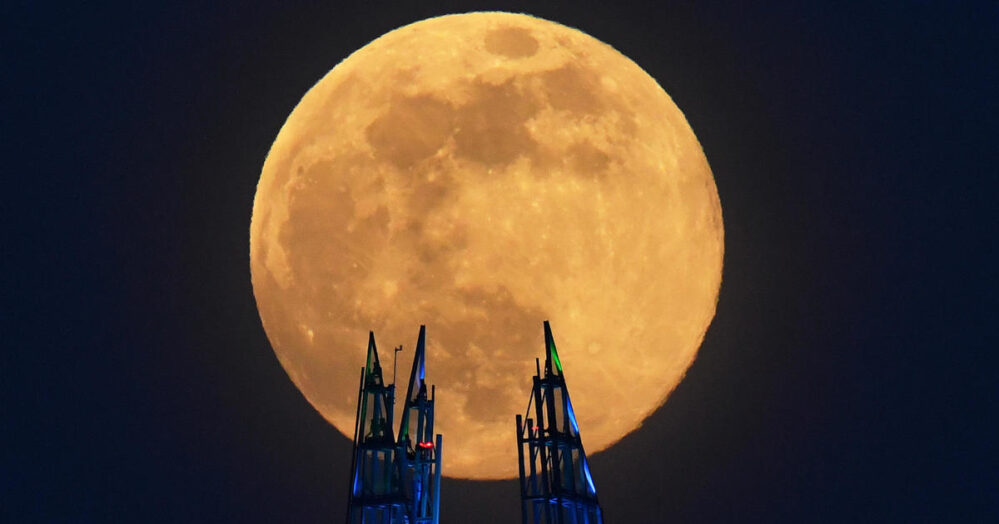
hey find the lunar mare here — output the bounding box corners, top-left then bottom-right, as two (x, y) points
(250, 12), (723, 479)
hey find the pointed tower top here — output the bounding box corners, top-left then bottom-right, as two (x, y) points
(356, 331), (394, 444)
(365, 331), (384, 386)
(414, 325), (426, 386)
(398, 325), (428, 444)
(543, 320), (563, 376)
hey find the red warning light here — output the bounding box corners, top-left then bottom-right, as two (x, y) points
(417, 441), (434, 449)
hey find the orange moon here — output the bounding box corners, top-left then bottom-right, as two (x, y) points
(250, 12), (723, 480)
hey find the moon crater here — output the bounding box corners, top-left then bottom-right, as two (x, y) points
(485, 26), (540, 58)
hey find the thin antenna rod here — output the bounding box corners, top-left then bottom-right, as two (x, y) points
(393, 345), (403, 387)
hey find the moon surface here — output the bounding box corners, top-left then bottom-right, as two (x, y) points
(250, 12), (723, 480)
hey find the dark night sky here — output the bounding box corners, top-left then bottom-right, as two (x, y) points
(5, 1), (997, 522)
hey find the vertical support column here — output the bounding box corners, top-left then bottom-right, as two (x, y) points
(347, 368), (364, 524)
(517, 414), (528, 524)
(432, 433), (442, 524)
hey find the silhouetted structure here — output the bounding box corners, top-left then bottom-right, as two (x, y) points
(516, 321), (603, 524)
(347, 326), (442, 524)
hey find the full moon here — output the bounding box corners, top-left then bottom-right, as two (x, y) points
(250, 12), (723, 480)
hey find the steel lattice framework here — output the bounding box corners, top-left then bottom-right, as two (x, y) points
(516, 321), (604, 524)
(346, 326), (442, 524)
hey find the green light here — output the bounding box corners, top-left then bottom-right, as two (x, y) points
(543, 321), (563, 374)
(548, 338), (562, 373)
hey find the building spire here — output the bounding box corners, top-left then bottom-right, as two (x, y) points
(398, 325), (427, 444)
(364, 331), (383, 385)
(517, 321), (602, 524)
(357, 332), (392, 442)
(347, 326), (441, 524)
(543, 320), (563, 376)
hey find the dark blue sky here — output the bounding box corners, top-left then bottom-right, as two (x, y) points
(5, 1), (996, 522)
